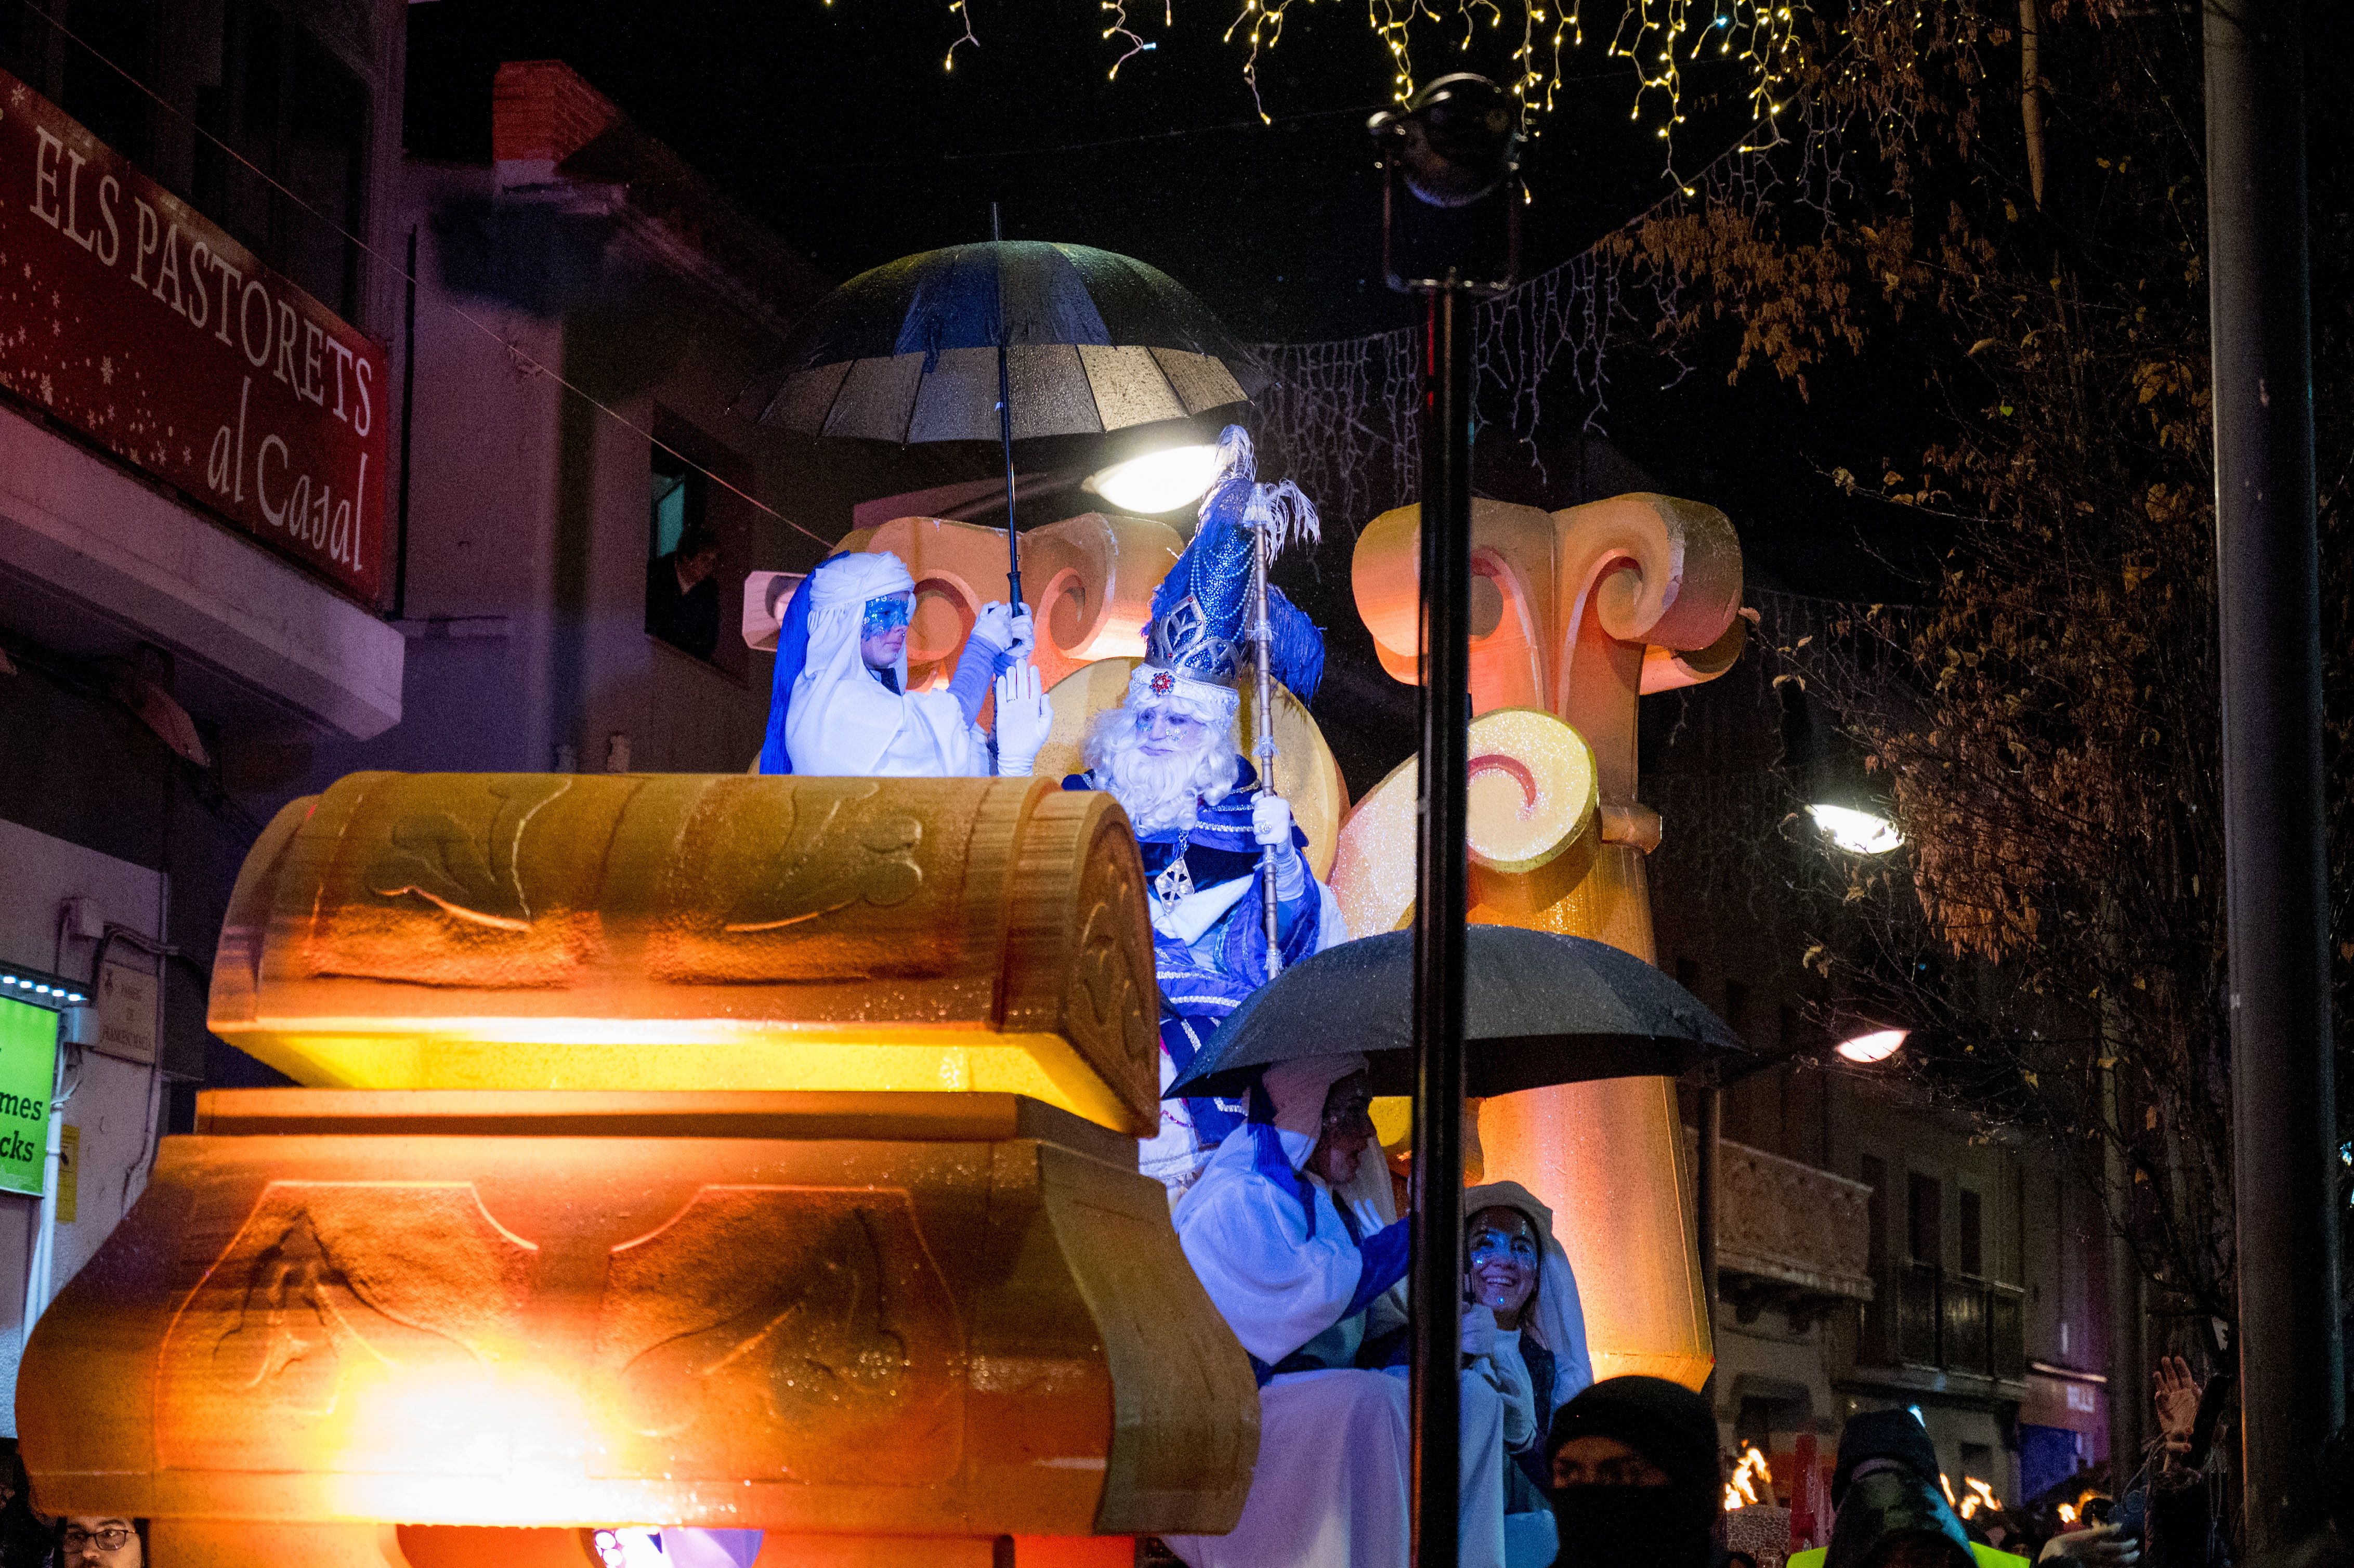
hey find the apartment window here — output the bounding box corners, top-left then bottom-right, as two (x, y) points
(1907, 1172), (1943, 1266)
(646, 448), (720, 662)
(1723, 979), (1751, 1038)
(1959, 1187), (1984, 1278)
(1, 0), (155, 159)
(1862, 1154), (1888, 1272)
(192, 0), (368, 316)
(59, 0), (155, 165)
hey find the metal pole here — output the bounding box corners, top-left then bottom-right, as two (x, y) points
(991, 203), (1022, 605)
(2205, 0), (2343, 1548)
(1252, 519), (1284, 973)
(1410, 275), (1473, 1568)
(1696, 1086), (1722, 1395)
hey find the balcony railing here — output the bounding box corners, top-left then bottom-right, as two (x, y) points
(1868, 1261), (2026, 1381)
(1690, 1132), (1875, 1331)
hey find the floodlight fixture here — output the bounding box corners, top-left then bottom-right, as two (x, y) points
(1082, 443), (1222, 515)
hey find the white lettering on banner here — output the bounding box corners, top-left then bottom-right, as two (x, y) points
(30, 126), (60, 226)
(130, 195), (156, 284)
(209, 250), (241, 349)
(62, 148), (91, 250)
(0, 66), (388, 597)
(95, 174), (120, 266)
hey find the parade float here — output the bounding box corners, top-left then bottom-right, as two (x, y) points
(17, 478), (1743, 1564)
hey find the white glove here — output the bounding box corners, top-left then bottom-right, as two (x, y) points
(1459, 1302), (1497, 1362)
(1485, 1331), (1539, 1450)
(971, 601), (1017, 655)
(971, 602), (1036, 664)
(1252, 793), (1299, 861)
(993, 662), (1051, 777)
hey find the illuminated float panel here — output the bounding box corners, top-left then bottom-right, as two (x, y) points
(1342, 491), (1747, 1393)
(25, 773), (1258, 1567)
(208, 773), (1160, 1133)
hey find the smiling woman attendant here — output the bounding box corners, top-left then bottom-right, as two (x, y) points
(1462, 1180), (1596, 1568)
(756, 550), (1050, 778)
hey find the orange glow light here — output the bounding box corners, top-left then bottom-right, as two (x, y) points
(1723, 1443), (1773, 1511)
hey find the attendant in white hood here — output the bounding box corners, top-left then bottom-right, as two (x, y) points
(1461, 1181), (1597, 1568)
(1162, 1053), (1512, 1568)
(755, 550), (1052, 778)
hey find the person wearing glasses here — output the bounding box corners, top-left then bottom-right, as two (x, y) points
(1161, 1054), (1513, 1568)
(59, 1519), (142, 1568)
(756, 549), (1051, 779)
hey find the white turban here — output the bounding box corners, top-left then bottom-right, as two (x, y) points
(784, 552), (981, 777)
(1260, 1052), (1371, 1144)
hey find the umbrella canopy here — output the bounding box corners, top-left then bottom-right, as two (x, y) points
(1167, 925), (1748, 1101)
(760, 240), (1266, 444)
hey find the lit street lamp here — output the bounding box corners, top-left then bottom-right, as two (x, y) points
(1807, 802), (1903, 856)
(1834, 1028), (1909, 1065)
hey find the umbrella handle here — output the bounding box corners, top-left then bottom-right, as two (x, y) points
(992, 204), (1023, 606)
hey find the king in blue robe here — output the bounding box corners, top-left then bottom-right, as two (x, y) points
(1061, 426), (1350, 1193)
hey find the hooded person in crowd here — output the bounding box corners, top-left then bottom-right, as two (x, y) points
(1788, 1410), (2030, 1568)
(1544, 1375), (1722, 1568)
(1162, 1052), (1512, 1568)
(1063, 426), (1349, 1193)
(757, 549), (1051, 778)
(1460, 1183), (1598, 1567)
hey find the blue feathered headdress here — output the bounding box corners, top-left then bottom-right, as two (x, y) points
(1137, 426), (1325, 706)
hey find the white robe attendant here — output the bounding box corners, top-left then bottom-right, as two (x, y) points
(1165, 1059), (1509, 1568)
(1462, 1180), (1595, 1568)
(783, 552), (988, 777)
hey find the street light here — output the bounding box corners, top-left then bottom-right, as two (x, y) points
(1082, 442), (1222, 514)
(1808, 802), (1903, 855)
(1835, 1027), (1909, 1064)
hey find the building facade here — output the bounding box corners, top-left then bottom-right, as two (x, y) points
(0, 13), (873, 1427)
(1644, 589), (2122, 1513)
(0, 0), (410, 1426)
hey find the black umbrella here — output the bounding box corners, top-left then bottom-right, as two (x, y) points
(759, 226), (1266, 599)
(1166, 925), (1747, 1101)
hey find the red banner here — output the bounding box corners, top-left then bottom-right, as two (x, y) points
(0, 69), (387, 599)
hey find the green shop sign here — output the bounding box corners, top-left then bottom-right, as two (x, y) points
(0, 994), (59, 1197)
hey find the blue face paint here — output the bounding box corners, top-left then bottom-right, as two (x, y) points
(861, 593), (912, 638)
(1468, 1227), (1539, 1268)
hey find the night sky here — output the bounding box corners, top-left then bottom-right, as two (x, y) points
(407, 2), (1950, 620)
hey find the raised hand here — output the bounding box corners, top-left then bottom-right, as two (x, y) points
(2152, 1354), (2203, 1456)
(992, 662), (1051, 778)
(2040, 1525), (2140, 1565)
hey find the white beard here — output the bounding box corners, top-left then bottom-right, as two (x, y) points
(1085, 703), (1239, 838)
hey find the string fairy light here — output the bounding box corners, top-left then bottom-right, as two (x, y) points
(944, 0), (979, 71)
(1102, 0), (1172, 78)
(891, 1), (1799, 154)
(1606, 0), (1801, 165)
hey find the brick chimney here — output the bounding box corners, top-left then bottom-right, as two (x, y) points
(491, 60), (622, 190)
